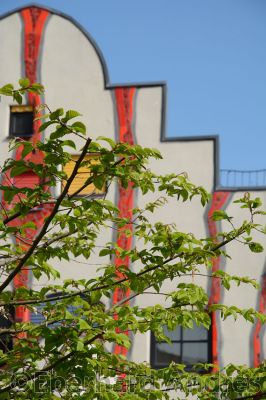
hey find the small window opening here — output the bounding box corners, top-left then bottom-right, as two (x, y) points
(9, 105), (34, 138)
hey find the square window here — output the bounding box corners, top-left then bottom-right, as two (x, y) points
(9, 105), (34, 138)
(151, 322), (212, 370)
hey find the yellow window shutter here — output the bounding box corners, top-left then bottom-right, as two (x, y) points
(63, 154), (105, 196)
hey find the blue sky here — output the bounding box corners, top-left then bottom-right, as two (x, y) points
(0, 0), (265, 172)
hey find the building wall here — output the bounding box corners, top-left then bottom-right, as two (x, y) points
(0, 4), (264, 369)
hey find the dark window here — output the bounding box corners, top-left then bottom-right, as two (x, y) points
(9, 105), (34, 138)
(30, 293), (95, 328)
(150, 323), (212, 371)
(0, 306), (15, 354)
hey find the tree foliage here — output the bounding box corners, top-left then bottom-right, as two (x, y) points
(0, 82), (264, 399)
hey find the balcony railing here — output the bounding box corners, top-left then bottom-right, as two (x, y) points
(220, 169), (266, 188)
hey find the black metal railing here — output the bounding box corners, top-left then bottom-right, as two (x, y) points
(220, 169), (266, 188)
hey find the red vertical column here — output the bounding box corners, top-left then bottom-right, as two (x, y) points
(253, 274), (266, 367)
(21, 7), (49, 144)
(113, 88), (136, 358)
(208, 191), (230, 366)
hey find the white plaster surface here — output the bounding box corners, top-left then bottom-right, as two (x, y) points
(0, 14), (23, 167)
(41, 15), (115, 144)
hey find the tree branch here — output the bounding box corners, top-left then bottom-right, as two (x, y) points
(2, 201), (55, 226)
(0, 137), (92, 293)
(68, 156), (125, 199)
(0, 225), (249, 306)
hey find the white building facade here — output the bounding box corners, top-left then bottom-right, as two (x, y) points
(0, 3), (265, 372)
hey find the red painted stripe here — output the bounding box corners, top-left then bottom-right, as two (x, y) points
(21, 6), (49, 145)
(208, 191), (230, 367)
(253, 274), (266, 367)
(113, 88), (136, 357)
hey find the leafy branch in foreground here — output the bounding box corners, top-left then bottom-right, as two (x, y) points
(0, 81), (264, 399)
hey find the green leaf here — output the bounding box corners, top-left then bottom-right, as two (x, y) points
(65, 309), (74, 320)
(76, 340), (84, 351)
(99, 248), (111, 257)
(19, 78), (30, 88)
(212, 210), (231, 221)
(30, 83), (44, 93)
(62, 140), (76, 149)
(90, 290), (102, 304)
(22, 142), (33, 158)
(94, 175), (105, 190)
(62, 110), (81, 122)
(71, 121), (86, 134)
(78, 319), (91, 330)
(32, 268), (42, 279)
(252, 197), (262, 209)
(13, 91), (23, 104)
(34, 113), (50, 121)
(97, 136), (116, 149)
(222, 277), (230, 290)
(49, 108), (64, 120)
(22, 221), (37, 229)
(104, 332), (131, 348)
(50, 126), (69, 139)
(10, 164), (29, 177)
(39, 120), (57, 132)
(249, 242), (264, 253)
(0, 83), (14, 96)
